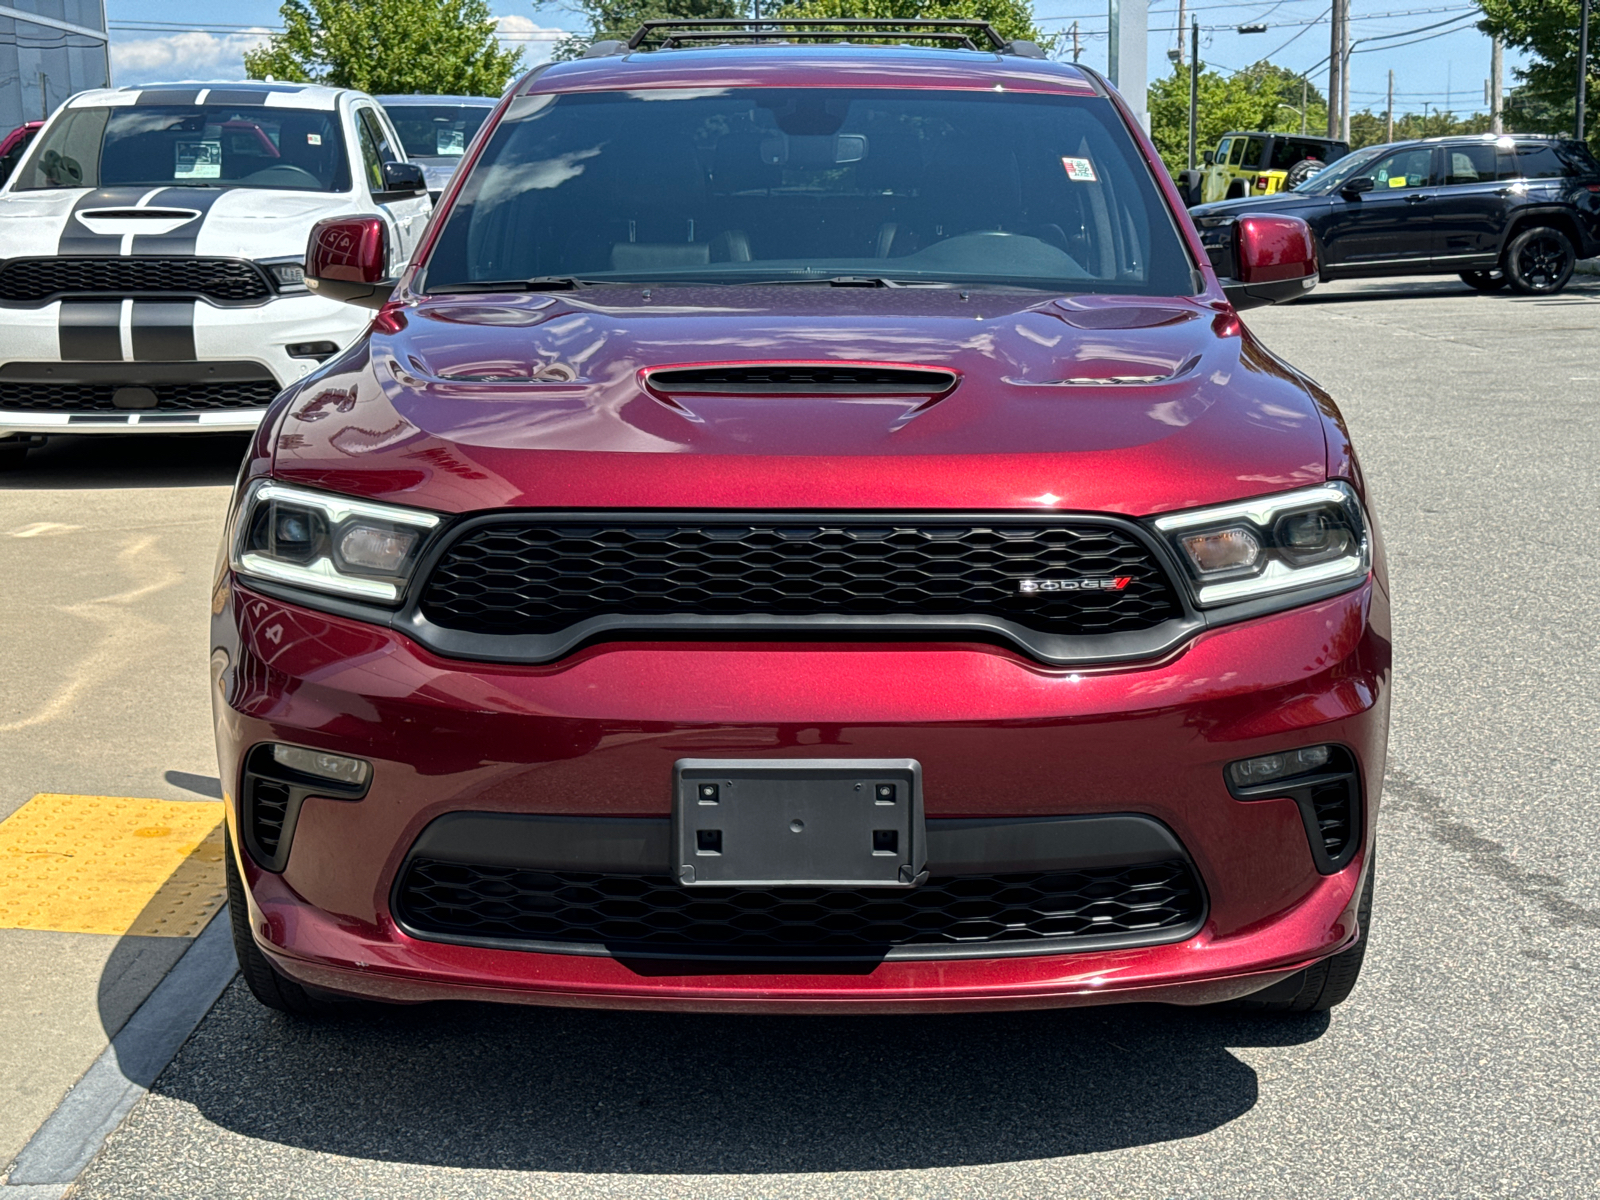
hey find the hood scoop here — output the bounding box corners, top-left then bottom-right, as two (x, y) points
(644, 363), (958, 398)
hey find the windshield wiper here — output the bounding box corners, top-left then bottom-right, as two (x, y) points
(736, 276), (954, 288)
(427, 276), (605, 294)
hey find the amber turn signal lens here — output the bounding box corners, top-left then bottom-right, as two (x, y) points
(1180, 527), (1260, 574)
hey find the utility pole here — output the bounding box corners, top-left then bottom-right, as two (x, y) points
(1188, 19), (1200, 169)
(1071, 20), (1081, 63)
(1340, 0), (1351, 142)
(1327, 0), (1341, 139)
(1490, 35), (1503, 133)
(1579, 0), (1591, 142)
(1176, 0), (1186, 65)
(1301, 76), (1308, 134)
(1387, 69), (1394, 141)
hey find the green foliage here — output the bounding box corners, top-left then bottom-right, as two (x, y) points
(1147, 60), (1328, 177)
(552, 0), (1054, 60)
(245, 0), (524, 95)
(1477, 0), (1597, 153)
(1347, 108), (1494, 150)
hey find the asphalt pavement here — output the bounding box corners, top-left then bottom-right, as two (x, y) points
(6, 275), (1600, 1198)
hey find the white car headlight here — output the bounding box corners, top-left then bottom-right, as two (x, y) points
(229, 480), (441, 603)
(1151, 481), (1370, 607)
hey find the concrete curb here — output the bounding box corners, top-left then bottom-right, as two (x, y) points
(2, 907), (237, 1190)
(1578, 257), (1600, 275)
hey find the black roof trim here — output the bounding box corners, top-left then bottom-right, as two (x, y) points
(617, 18), (1039, 55)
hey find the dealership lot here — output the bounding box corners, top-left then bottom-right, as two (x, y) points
(1, 275), (1598, 1197)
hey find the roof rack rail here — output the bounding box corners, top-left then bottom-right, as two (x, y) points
(623, 18), (1041, 56)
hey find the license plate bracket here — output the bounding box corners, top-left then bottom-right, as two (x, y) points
(673, 759), (924, 888)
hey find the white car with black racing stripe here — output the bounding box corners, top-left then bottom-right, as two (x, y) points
(0, 81), (433, 466)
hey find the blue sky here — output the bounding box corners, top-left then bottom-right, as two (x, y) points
(106, 0), (1531, 122)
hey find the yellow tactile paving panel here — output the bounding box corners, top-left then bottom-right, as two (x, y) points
(0, 794), (226, 936)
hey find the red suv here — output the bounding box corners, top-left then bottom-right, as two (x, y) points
(214, 20), (1388, 1019)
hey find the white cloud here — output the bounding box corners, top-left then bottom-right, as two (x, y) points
(494, 15), (572, 66)
(110, 30), (274, 87)
(108, 15), (573, 90)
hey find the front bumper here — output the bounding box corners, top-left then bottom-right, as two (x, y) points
(214, 577), (1390, 1012)
(0, 291), (368, 438)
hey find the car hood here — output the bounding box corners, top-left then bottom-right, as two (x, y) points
(0, 186), (358, 260)
(267, 288), (1331, 517)
(1191, 192), (1328, 220)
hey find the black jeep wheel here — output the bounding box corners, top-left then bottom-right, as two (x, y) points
(1504, 226), (1575, 294)
(1459, 269), (1507, 292)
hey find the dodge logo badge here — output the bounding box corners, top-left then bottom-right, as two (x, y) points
(1018, 576), (1133, 594)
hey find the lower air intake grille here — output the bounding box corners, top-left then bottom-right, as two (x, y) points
(395, 859), (1204, 957)
(419, 516), (1183, 640)
(1310, 780), (1356, 861)
(246, 779), (292, 859)
(0, 257), (272, 303)
(0, 380), (279, 412)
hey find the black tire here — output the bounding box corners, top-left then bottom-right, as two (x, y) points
(1284, 157), (1323, 191)
(1503, 225), (1575, 294)
(1232, 850), (1374, 1013)
(225, 829), (339, 1016)
(1459, 269), (1508, 292)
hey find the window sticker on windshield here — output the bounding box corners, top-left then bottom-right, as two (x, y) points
(175, 140), (222, 180)
(437, 129), (465, 156)
(1062, 156), (1098, 182)
(307, 133), (322, 146)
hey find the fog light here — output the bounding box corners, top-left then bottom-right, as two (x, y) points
(1226, 744), (1331, 787)
(337, 523), (419, 573)
(1180, 527), (1260, 574)
(271, 744), (371, 786)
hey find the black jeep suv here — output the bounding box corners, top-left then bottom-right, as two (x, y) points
(1192, 134), (1600, 294)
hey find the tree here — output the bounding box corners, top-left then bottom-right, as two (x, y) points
(1476, 0), (1598, 153)
(1147, 60), (1327, 178)
(552, 0), (1054, 61)
(1348, 107), (1493, 149)
(245, 0), (524, 96)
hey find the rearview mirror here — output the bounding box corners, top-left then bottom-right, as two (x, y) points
(1202, 214), (1318, 310)
(304, 216), (394, 309)
(1340, 176), (1375, 198)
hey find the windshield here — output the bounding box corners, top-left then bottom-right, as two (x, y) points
(423, 88), (1195, 294)
(13, 105), (350, 192)
(1294, 146), (1385, 194)
(383, 103), (492, 159)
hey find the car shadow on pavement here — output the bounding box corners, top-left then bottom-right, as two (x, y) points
(0, 433), (251, 489)
(151, 983), (1327, 1172)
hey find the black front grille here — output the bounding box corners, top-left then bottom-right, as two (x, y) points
(420, 517), (1182, 639)
(646, 364), (957, 395)
(396, 858), (1204, 957)
(0, 380), (278, 412)
(0, 257), (272, 304)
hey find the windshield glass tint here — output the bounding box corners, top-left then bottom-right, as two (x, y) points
(1296, 146), (1385, 194)
(383, 104), (492, 158)
(14, 105), (350, 192)
(424, 88), (1194, 293)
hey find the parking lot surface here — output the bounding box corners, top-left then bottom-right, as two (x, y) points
(4, 276), (1599, 1198)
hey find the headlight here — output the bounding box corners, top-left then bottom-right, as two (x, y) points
(229, 480), (441, 602)
(1151, 481), (1369, 607)
(259, 258), (308, 292)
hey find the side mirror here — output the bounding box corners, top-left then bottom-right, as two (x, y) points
(1203, 150), (1216, 166)
(304, 216), (393, 309)
(378, 161), (427, 199)
(1201, 213), (1318, 310)
(1340, 176), (1376, 198)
